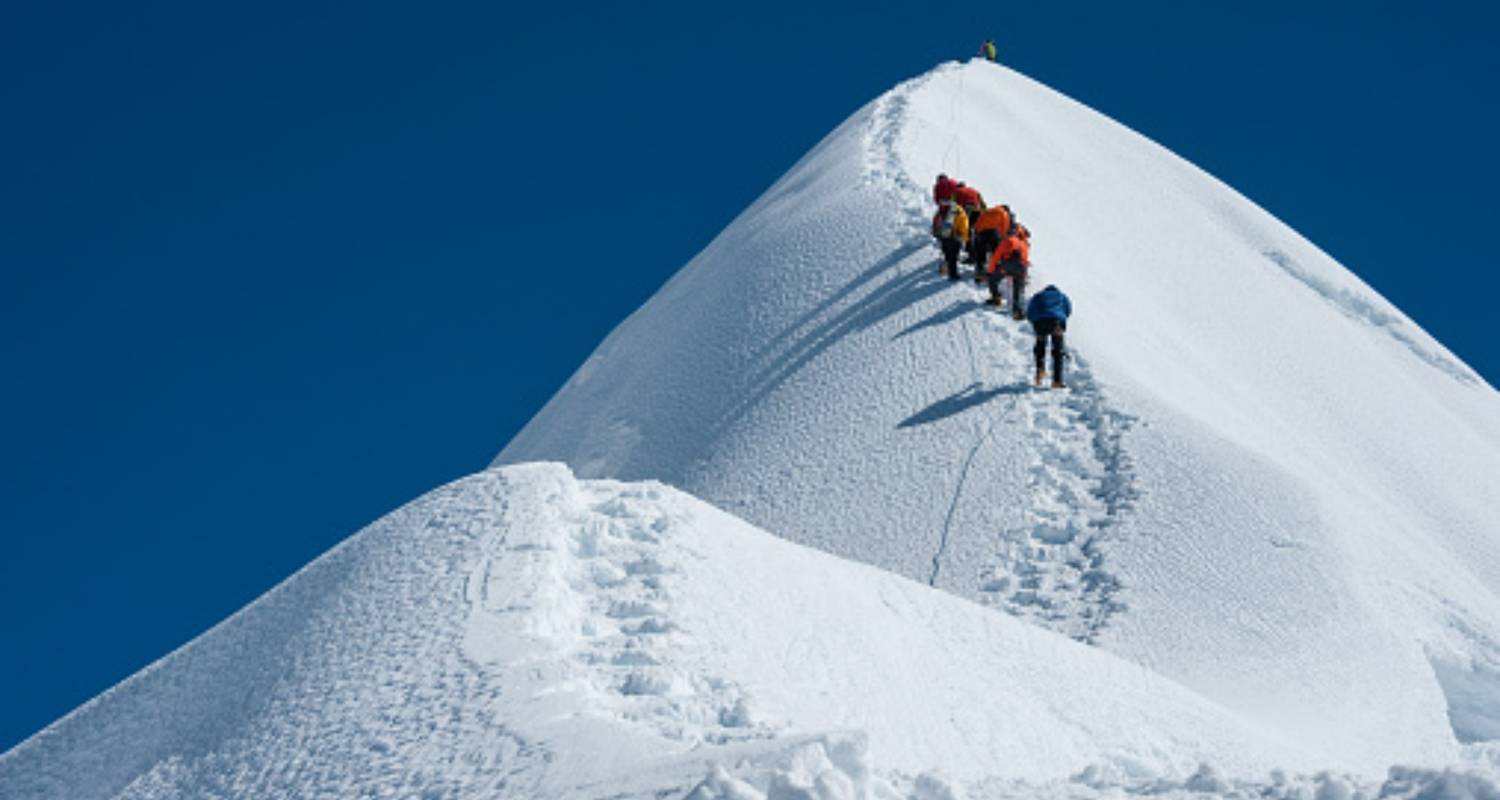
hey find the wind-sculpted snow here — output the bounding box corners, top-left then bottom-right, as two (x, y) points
(1261, 248), (1479, 385)
(691, 742), (1500, 800)
(501, 59), (1500, 773)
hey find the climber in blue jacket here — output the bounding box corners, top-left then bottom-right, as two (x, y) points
(1025, 285), (1072, 388)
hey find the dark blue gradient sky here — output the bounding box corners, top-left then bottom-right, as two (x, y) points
(2, 0), (1495, 750)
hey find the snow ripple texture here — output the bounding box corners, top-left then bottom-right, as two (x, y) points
(3, 463), (1363, 797)
(0, 467), (768, 799)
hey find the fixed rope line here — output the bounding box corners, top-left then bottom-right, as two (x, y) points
(941, 66), (965, 173)
(954, 67), (965, 174)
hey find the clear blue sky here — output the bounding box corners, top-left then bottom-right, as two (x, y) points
(2, 0), (1495, 751)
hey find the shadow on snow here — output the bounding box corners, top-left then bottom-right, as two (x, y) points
(712, 238), (946, 437)
(892, 299), (980, 340)
(898, 381), (1029, 429)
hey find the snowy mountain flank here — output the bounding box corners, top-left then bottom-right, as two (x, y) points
(7, 60), (1500, 799)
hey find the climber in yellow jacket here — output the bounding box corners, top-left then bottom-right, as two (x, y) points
(932, 203), (970, 282)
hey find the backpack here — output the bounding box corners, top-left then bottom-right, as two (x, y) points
(933, 177), (955, 204)
(1001, 233), (1030, 268)
(1001, 204), (1017, 235)
(933, 206), (956, 239)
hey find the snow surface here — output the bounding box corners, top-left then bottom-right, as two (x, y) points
(499, 60), (1500, 774)
(0, 463), (1362, 798)
(8, 59), (1500, 798)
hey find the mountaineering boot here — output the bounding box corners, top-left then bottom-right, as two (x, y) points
(1035, 368), (1047, 388)
(984, 296), (1003, 307)
(1052, 377), (1066, 389)
(1011, 307), (1025, 321)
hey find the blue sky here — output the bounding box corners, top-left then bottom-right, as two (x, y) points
(2, 0), (1495, 750)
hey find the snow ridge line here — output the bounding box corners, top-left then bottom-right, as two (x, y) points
(414, 480), (542, 793)
(1263, 249), (1480, 386)
(862, 71), (945, 240)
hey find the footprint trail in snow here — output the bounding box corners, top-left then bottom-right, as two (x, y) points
(967, 305), (1139, 643)
(865, 73), (1141, 644)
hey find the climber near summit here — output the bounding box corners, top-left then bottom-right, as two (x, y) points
(979, 39), (997, 62)
(1027, 284), (1072, 389)
(932, 201), (969, 282)
(987, 223), (1030, 317)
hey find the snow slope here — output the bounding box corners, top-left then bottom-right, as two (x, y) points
(498, 60), (1500, 772)
(0, 463), (1344, 799)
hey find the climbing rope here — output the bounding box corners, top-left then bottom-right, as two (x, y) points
(940, 66), (965, 174)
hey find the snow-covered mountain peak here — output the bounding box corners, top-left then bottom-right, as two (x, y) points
(7, 60), (1500, 799)
(500, 59), (1500, 771)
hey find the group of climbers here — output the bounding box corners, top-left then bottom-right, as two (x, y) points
(931, 172), (1071, 389)
(930, 174), (990, 283)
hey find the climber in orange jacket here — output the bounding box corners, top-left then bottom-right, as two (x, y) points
(987, 224), (1031, 318)
(970, 204), (1013, 284)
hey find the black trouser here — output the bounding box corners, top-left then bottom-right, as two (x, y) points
(939, 237), (963, 279)
(973, 229), (1000, 277)
(985, 268), (1003, 300)
(1032, 318), (1066, 378)
(988, 261), (1026, 306)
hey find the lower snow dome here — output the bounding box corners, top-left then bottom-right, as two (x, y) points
(3, 463), (1364, 799)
